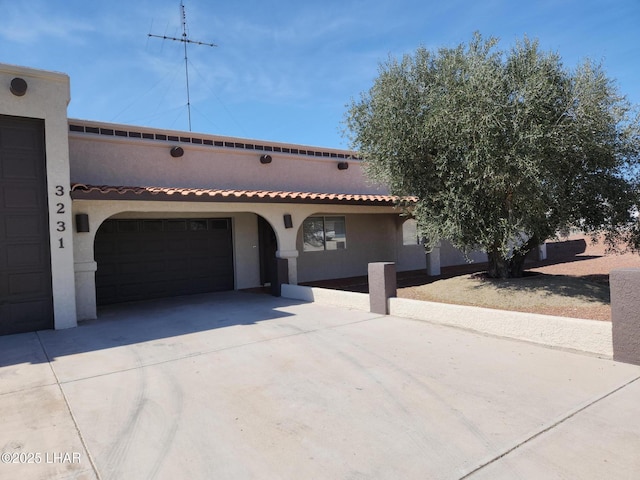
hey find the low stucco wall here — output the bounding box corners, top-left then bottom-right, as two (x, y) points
(281, 284), (370, 311)
(281, 284), (613, 357)
(389, 297), (613, 357)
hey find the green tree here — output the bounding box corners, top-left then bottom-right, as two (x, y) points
(345, 33), (640, 278)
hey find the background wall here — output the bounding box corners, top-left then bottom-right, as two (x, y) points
(296, 213), (419, 283)
(68, 122), (387, 195)
(439, 239), (488, 267)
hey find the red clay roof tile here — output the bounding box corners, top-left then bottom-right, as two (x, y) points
(70, 184), (416, 206)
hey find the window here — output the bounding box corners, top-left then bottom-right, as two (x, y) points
(302, 217), (325, 251)
(402, 219), (419, 246)
(189, 220), (208, 231)
(303, 216), (347, 251)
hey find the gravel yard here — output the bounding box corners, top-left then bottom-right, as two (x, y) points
(398, 234), (640, 321)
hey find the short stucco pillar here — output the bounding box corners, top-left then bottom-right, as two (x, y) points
(277, 249), (299, 285)
(368, 262), (397, 315)
(611, 268), (640, 365)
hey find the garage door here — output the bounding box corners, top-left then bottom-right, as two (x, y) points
(95, 218), (234, 305)
(0, 115), (54, 335)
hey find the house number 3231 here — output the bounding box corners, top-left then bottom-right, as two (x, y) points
(54, 185), (66, 248)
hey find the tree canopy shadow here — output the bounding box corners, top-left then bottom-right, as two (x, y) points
(467, 272), (610, 304)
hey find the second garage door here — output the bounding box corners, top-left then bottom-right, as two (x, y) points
(95, 218), (234, 305)
(0, 115), (53, 335)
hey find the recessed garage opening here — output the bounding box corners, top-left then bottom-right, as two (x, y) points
(95, 217), (234, 305)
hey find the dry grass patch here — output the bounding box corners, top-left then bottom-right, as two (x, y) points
(397, 273), (611, 321)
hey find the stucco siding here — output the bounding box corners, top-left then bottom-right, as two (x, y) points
(296, 214), (400, 283)
(68, 126), (387, 195)
(395, 218), (427, 272)
(440, 239), (488, 267)
(232, 213), (261, 289)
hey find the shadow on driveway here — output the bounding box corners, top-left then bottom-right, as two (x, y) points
(0, 291), (302, 368)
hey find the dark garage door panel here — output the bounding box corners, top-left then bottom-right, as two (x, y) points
(0, 115), (54, 335)
(95, 218), (234, 305)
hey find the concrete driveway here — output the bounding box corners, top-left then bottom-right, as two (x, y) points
(1, 291), (640, 480)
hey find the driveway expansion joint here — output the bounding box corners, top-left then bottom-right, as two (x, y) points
(459, 375), (640, 479)
(36, 331), (103, 480)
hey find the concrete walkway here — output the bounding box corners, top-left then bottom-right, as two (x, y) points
(1, 291), (639, 480)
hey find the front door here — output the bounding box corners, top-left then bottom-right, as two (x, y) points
(258, 216), (277, 286)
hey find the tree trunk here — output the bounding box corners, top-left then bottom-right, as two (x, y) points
(487, 249), (511, 279)
(510, 250), (528, 278)
(486, 237), (538, 279)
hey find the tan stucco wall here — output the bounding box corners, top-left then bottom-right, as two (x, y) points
(395, 217), (428, 272)
(0, 64), (77, 329)
(296, 213), (425, 283)
(68, 121), (387, 195)
(64, 120), (430, 312)
(439, 239), (488, 267)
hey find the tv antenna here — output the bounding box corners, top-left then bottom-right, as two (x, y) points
(148, 1), (217, 131)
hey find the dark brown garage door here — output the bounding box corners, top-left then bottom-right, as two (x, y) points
(0, 115), (54, 335)
(95, 218), (234, 305)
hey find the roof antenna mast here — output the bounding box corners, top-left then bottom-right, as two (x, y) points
(148, 1), (216, 131)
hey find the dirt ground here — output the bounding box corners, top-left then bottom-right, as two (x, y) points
(398, 234), (640, 321)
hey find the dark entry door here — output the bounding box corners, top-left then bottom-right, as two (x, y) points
(0, 115), (54, 335)
(258, 216), (277, 286)
(95, 218), (234, 305)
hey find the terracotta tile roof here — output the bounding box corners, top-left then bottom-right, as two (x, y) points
(70, 184), (416, 206)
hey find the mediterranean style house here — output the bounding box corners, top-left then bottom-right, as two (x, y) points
(0, 62), (487, 335)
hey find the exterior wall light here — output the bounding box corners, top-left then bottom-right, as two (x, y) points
(75, 214), (90, 233)
(10, 77), (28, 96)
(170, 146), (184, 157)
(283, 214), (293, 229)
(337, 161), (349, 170)
(260, 154), (272, 164)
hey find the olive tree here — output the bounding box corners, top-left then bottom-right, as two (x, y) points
(345, 33), (640, 278)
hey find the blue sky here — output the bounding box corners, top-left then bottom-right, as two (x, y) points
(1, 0), (638, 149)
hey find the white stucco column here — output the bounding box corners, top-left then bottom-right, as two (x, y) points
(538, 243), (547, 261)
(427, 246), (441, 276)
(74, 261), (97, 320)
(72, 202), (111, 321)
(264, 207), (308, 286)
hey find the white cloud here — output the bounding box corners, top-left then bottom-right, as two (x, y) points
(0, 1), (95, 44)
